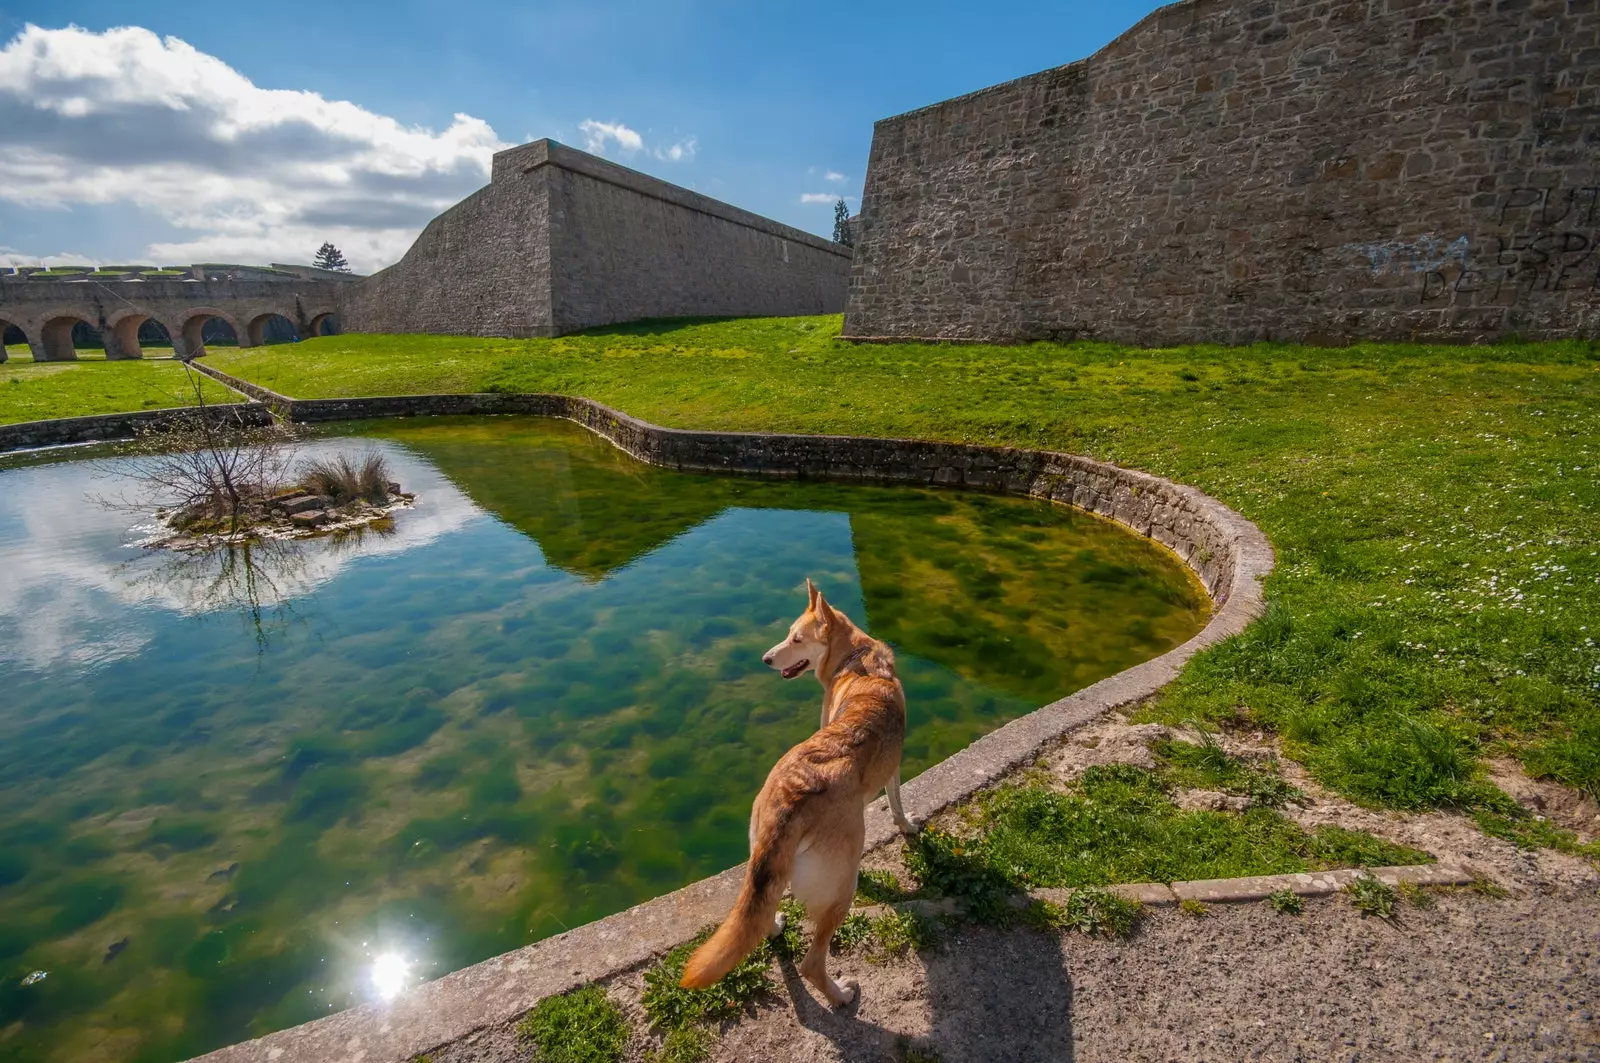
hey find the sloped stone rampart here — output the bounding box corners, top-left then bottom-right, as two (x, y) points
(339, 139), (853, 338)
(166, 366), (1272, 1063)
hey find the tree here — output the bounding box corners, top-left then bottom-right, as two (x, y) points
(313, 242), (351, 273)
(832, 198), (854, 247)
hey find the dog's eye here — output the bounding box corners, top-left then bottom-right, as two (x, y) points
(791, 634), (801, 644)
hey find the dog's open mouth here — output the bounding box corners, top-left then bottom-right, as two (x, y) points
(780, 659), (810, 679)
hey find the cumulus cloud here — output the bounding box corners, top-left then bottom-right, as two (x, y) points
(824, 171), (846, 182)
(0, 23), (511, 271)
(0, 246), (99, 269)
(800, 192), (846, 204)
(579, 119), (645, 155)
(578, 118), (695, 163)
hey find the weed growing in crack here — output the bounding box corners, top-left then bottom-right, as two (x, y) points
(832, 908), (939, 962)
(1179, 898), (1210, 918)
(1345, 874), (1398, 918)
(1267, 888), (1303, 914)
(1396, 880), (1436, 909)
(1468, 875), (1511, 898)
(1026, 888), (1142, 937)
(516, 984), (630, 1063)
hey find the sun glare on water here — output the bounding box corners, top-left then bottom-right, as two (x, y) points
(370, 952), (411, 1001)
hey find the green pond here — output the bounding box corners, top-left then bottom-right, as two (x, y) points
(0, 416), (1207, 1063)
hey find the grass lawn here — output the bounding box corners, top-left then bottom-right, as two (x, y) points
(206, 318), (1600, 819)
(1, 350), (232, 425)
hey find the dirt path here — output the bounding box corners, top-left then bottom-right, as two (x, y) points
(700, 890), (1600, 1063)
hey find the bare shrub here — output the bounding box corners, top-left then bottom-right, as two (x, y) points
(110, 367), (297, 534)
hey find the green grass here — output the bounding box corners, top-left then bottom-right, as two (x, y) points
(516, 984), (630, 1063)
(1153, 730), (1306, 807)
(0, 353), (234, 425)
(898, 764), (1429, 911)
(203, 318), (1600, 815)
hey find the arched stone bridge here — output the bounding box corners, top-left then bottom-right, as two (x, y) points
(0, 279), (344, 362)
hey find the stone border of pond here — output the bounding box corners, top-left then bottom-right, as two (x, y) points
(0, 403), (275, 452)
(26, 364), (1272, 1063)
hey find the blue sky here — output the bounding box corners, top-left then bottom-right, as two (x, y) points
(0, 0), (1166, 271)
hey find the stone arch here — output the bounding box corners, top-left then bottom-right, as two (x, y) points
(246, 311), (299, 346)
(0, 317), (25, 364)
(304, 311), (339, 338)
(172, 307), (243, 360)
(104, 310), (171, 360)
(38, 314), (99, 361)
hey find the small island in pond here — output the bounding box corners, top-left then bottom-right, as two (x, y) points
(143, 451), (414, 551)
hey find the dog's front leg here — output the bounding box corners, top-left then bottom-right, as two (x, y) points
(886, 770), (917, 836)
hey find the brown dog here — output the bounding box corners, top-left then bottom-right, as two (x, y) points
(680, 579), (916, 1006)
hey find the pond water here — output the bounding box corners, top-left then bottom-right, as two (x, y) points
(0, 416), (1207, 1063)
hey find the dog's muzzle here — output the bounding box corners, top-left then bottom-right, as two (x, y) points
(780, 658), (809, 679)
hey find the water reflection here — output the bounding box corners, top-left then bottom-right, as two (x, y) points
(0, 441), (479, 670)
(0, 417), (1206, 1063)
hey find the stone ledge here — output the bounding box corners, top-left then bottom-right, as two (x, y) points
(820, 863), (1471, 922)
(135, 366), (1276, 1063)
(1170, 864), (1475, 904)
(0, 403), (273, 453)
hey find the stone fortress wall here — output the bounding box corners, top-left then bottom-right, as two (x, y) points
(340, 140), (854, 338)
(844, 0), (1600, 345)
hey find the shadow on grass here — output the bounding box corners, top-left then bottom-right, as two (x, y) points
(570, 315), (768, 338)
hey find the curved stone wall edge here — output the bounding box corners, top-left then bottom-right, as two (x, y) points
(89, 367), (1270, 1063)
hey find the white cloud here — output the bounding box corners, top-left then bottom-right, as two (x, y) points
(800, 192), (845, 204)
(824, 171), (846, 182)
(654, 136), (697, 162)
(578, 119), (695, 164)
(0, 246), (99, 269)
(578, 118), (645, 155)
(0, 23), (511, 271)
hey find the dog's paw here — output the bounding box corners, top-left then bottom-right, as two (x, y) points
(896, 819), (921, 838)
(769, 911), (787, 937)
(829, 979), (859, 1009)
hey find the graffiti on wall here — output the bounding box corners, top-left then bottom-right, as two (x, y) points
(1414, 186), (1600, 303)
(1347, 233), (1471, 277)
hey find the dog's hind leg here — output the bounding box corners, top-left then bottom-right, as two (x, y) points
(886, 770), (917, 836)
(791, 829), (861, 1007)
(800, 894), (856, 1007)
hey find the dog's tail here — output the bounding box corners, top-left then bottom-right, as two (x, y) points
(679, 807), (799, 989)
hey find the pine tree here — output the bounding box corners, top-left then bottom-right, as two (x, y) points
(313, 242), (351, 273)
(832, 198), (854, 247)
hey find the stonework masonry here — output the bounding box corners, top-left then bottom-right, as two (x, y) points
(0, 279), (344, 361)
(844, 0), (1600, 345)
(340, 140), (854, 338)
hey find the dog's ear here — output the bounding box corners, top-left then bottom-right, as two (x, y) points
(813, 591), (835, 633)
(805, 578), (819, 611)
